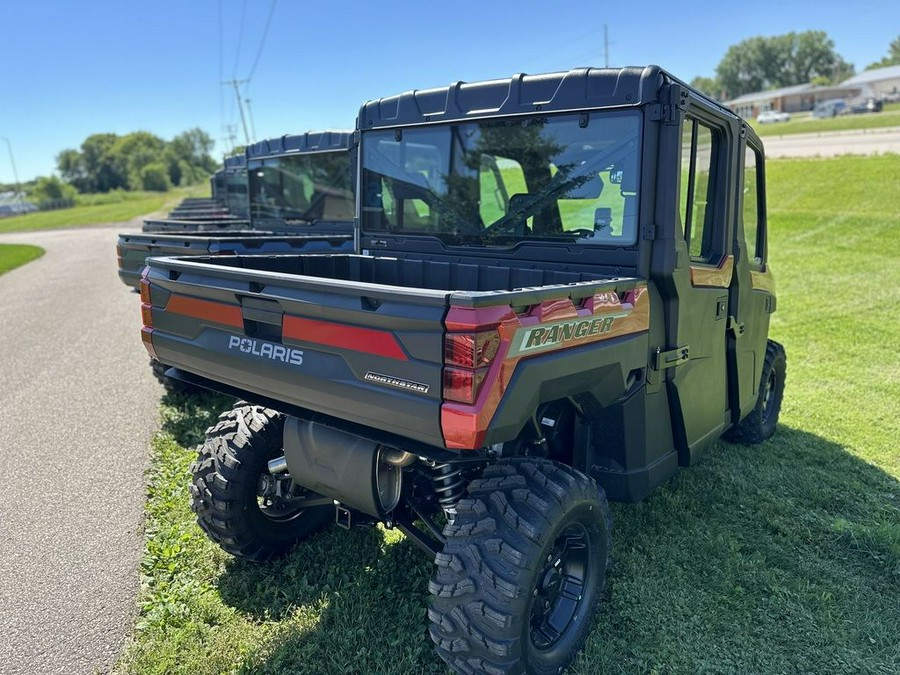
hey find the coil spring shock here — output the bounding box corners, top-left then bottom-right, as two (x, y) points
(431, 462), (466, 513)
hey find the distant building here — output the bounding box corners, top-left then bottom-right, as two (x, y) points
(0, 191), (38, 218)
(840, 64), (900, 100)
(725, 83), (862, 119)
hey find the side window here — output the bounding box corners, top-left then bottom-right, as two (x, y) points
(679, 119), (718, 261)
(742, 144), (764, 267)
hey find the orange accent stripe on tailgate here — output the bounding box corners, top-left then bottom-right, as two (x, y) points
(282, 316), (408, 361)
(165, 296), (243, 328)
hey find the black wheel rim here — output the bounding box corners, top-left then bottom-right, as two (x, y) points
(256, 474), (307, 523)
(761, 369), (777, 424)
(529, 522), (591, 651)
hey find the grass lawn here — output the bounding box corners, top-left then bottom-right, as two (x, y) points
(0, 244), (44, 275)
(118, 155), (900, 674)
(751, 106), (900, 137)
(0, 184), (209, 234)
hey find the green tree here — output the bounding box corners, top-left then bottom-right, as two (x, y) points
(109, 131), (166, 190)
(80, 133), (125, 192)
(690, 76), (722, 99)
(164, 128), (216, 185)
(135, 162), (171, 191)
(715, 31), (852, 98)
(867, 35), (900, 69)
(57, 135), (123, 193)
(54, 127), (216, 194)
(29, 176), (77, 204)
(56, 149), (86, 190)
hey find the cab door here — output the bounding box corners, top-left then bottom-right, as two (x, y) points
(727, 135), (774, 421)
(661, 110), (737, 465)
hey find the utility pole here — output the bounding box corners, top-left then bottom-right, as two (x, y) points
(604, 25), (609, 68)
(2, 137), (22, 204)
(245, 98), (257, 144)
(222, 79), (251, 146)
(225, 125), (238, 153)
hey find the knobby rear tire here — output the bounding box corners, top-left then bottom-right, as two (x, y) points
(429, 458), (612, 675)
(189, 403), (331, 562)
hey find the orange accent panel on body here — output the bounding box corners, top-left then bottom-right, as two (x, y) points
(441, 283), (651, 449)
(690, 255), (734, 288)
(750, 267), (776, 294)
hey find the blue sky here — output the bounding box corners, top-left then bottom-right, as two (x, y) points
(0, 0), (897, 183)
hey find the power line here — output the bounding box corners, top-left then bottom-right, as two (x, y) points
(218, 0), (225, 154)
(246, 0), (278, 84)
(231, 0), (248, 78)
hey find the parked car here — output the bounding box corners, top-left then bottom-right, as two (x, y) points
(842, 98), (884, 115)
(812, 99), (847, 118)
(757, 109), (790, 124)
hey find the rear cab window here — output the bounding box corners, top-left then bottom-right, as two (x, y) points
(361, 111), (642, 248)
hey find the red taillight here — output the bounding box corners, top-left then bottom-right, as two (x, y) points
(141, 326), (157, 359)
(444, 331), (500, 368)
(443, 330), (499, 404)
(140, 277), (153, 328)
(139, 277), (151, 304)
(443, 367), (488, 404)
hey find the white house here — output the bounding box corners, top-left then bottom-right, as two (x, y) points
(840, 64), (900, 100)
(725, 83), (861, 119)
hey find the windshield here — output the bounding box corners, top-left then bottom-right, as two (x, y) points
(225, 169), (248, 214)
(249, 150), (353, 223)
(361, 111), (641, 246)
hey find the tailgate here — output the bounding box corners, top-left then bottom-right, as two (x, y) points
(117, 233), (213, 288)
(142, 257), (451, 447)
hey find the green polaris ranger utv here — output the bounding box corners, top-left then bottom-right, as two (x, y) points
(140, 65), (785, 674)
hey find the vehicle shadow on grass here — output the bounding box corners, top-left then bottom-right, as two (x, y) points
(218, 524), (445, 674)
(210, 424), (900, 675)
(160, 389), (235, 448)
(574, 425), (900, 674)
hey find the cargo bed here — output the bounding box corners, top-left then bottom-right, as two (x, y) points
(117, 232), (352, 288)
(141, 217), (250, 233)
(142, 253), (647, 449)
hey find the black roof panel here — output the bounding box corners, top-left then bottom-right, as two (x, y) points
(246, 130), (354, 160)
(224, 154), (246, 170)
(359, 66), (669, 128)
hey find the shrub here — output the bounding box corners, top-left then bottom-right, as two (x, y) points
(134, 163), (172, 192)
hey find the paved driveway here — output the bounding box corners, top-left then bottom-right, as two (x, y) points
(0, 224), (160, 674)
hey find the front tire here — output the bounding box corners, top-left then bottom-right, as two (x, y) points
(727, 339), (786, 444)
(189, 404), (332, 561)
(428, 458), (611, 675)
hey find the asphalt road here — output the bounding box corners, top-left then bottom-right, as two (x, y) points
(762, 125), (900, 157)
(0, 224), (161, 674)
